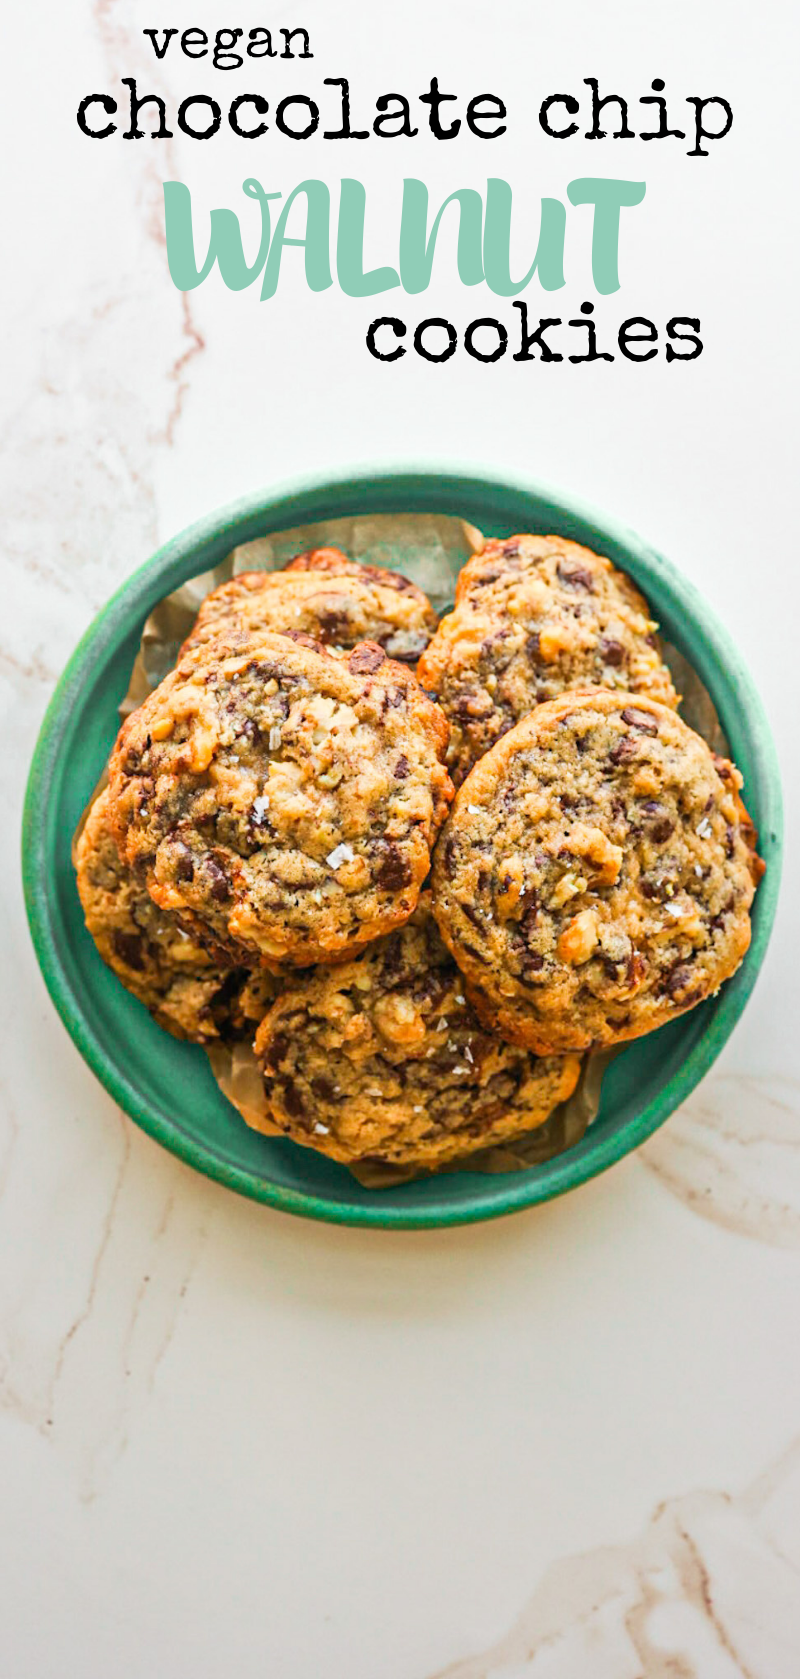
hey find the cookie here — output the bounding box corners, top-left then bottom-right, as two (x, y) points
(283, 546), (354, 573)
(431, 689), (763, 1053)
(75, 791), (278, 1041)
(418, 534), (678, 784)
(182, 551), (437, 666)
(254, 895), (580, 1169)
(284, 545), (426, 599)
(107, 633), (453, 968)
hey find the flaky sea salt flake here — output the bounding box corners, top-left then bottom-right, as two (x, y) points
(326, 842), (355, 869)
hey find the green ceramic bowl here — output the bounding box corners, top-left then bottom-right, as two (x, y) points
(22, 467), (783, 1228)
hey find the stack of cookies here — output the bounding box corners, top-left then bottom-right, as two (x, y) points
(76, 536), (764, 1174)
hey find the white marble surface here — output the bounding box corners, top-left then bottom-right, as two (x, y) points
(2, 2), (799, 1673)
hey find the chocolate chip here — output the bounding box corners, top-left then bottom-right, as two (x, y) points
(452, 694), (492, 721)
(526, 631), (541, 663)
(173, 841), (195, 881)
(265, 1032), (288, 1068)
(281, 1079), (305, 1119)
(238, 717), (261, 745)
(480, 632), (510, 660)
(443, 837), (458, 879)
(621, 707), (658, 735)
(463, 904), (483, 929)
(609, 735), (639, 765)
(599, 636), (625, 667)
(503, 539), (520, 557)
(284, 630), (327, 654)
(311, 1076), (335, 1101)
(725, 824), (735, 859)
(112, 931), (145, 971)
(664, 962), (701, 1005)
(376, 842), (412, 892)
(349, 644), (386, 675)
(557, 561), (595, 592)
(316, 610), (347, 641)
(251, 662), (283, 685)
(393, 755), (410, 779)
(205, 856), (230, 902)
(709, 894), (735, 934)
(640, 802), (674, 844)
(523, 952), (544, 972)
(380, 935), (406, 983)
(475, 565), (504, 586)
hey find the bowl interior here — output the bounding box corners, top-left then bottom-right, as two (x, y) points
(24, 470), (782, 1227)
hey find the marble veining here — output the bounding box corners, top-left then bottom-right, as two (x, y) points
(641, 1075), (800, 1249)
(433, 1440), (800, 1678)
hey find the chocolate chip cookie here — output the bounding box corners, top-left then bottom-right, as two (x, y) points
(76, 791), (278, 1041)
(418, 534), (678, 784)
(432, 689), (763, 1053)
(284, 545), (427, 599)
(107, 633), (453, 968)
(254, 895), (580, 1169)
(182, 549), (437, 666)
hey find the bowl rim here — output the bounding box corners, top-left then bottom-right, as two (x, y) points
(22, 462), (784, 1229)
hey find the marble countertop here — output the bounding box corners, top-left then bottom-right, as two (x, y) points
(2, 2), (798, 1673)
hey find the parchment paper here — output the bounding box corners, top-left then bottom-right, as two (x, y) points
(82, 513), (727, 1186)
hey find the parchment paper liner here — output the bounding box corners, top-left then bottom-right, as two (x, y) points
(77, 513), (728, 1188)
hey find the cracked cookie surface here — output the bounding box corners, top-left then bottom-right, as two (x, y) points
(107, 633), (453, 968)
(418, 534), (678, 784)
(182, 548), (437, 666)
(76, 791), (278, 1041)
(431, 689), (763, 1052)
(254, 895), (580, 1169)
(284, 545), (427, 597)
